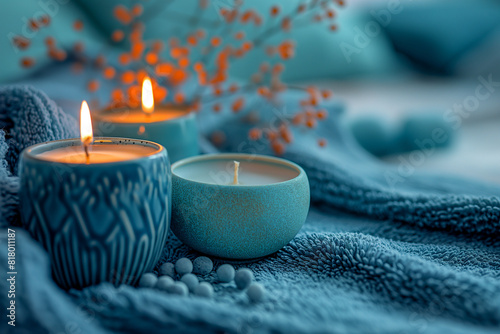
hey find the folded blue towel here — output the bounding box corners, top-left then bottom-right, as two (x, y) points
(0, 86), (499, 334)
(0, 86), (78, 226)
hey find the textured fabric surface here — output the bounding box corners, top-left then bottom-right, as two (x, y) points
(0, 85), (78, 227)
(0, 85), (499, 334)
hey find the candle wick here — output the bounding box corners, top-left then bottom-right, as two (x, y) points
(83, 136), (91, 164)
(233, 161), (240, 185)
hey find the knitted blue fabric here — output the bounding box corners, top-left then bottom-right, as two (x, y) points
(0, 85), (499, 334)
(0, 85), (78, 226)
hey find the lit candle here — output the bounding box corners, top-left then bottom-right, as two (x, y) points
(36, 101), (159, 164)
(93, 77), (199, 162)
(19, 101), (172, 290)
(170, 153), (310, 260)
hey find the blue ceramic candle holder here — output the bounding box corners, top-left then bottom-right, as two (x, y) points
(93, 106), (198, 163)
(19, 138), (171, 290)
(171, 154), (310, 260)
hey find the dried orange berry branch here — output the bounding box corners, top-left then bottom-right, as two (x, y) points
(11, 0), (344, 155)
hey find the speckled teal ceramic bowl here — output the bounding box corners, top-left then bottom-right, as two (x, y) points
(171, 154), (310, 260)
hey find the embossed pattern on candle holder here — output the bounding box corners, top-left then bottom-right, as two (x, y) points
(19, 138), (172, 290)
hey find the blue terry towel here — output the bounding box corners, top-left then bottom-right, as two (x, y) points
(0, 85), (499, 334)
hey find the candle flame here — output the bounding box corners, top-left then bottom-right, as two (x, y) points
(80, 100), (93, 145)
(142, 76), (154, 114)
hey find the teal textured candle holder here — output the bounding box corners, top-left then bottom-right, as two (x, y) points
(171, 154), (310, 260)
(19, 138), (171, 290)
(93, 106), (198, 163)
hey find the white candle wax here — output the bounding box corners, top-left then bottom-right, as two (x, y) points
(173, 158), (300, 186)
(37, 144), (158, 164)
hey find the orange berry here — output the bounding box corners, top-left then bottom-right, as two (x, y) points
(318, 138), (327, 147)
(39, 15), (51, 26)
(174, 92), (184, 104)
(119, 53), (131, 65)
(127, 84), (141, 98)
(232, 97), (244, 113)
(233, 49), (244, 58)
(145, 52), (158, 65)
(330, 25), (338, 31)
(242, 41), (253, 51)
(156, 63), (174, 76)
(234, 31), (245, 40)
(178, 57), (189, 68)
(281, 17), (291, 31)
(240, 10), (253, 23)
(12, 35), (30, 50)
(213, 87), (222, 96)
(327, 10), (335, 19)
(20, 57), (35, 68)
(212, 103), (221, 113)
(321, 90), (332, 99)
(112, 30), (124, 42)
(73, 20), (83, 31)
(132, 4), (143, 16)
(229, 84), (238, 93)
(249, 128), (262, 140)
(87, 80), (99, 92)
(267, 131), (278, 141)
(187, 35), (197, 46)
(48, 49), (67, 61)
(151, 40), (164, 53)
(136, 69), (148, 84)
(131, 42), (145, 60)
(271, 140), (285, 156)
(257, 86), (270, 96)
(103, 67), (116, 79)
(154, 86), (168, 102)
(121, 71), (135, 85)
(44, 36), (55, 47)
(211, 36), (222, 47)
(270, 6), (280, 16)
(170, 69), (188, 85)
(94, 55), (106, 67)
(297, 4), (306, 12)
(279, 125), (293, 143)
(194, 62), (204, 72)
(211, 131), (226, 146)
(113, 5), (133, 25)
(316, 109), (328, 120)
(111, 89), (124, 101)
(29, 19), (40, 31)
(292, 113), (303, 125)
(273, 63), (284, 73)
(306, 118), (317, 128)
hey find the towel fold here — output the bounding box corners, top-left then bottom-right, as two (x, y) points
(0, 85), (77, 226)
